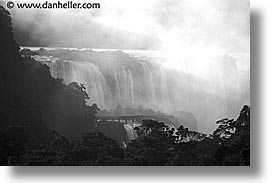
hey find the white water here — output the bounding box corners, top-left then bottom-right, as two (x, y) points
(41, 58), (111, 108)
(30, 48), (249, 133)
(36, 56), (173, 111)
(124, 124), (138, 141)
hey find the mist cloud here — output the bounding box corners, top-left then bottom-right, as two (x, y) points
(6, 0), (249, 53)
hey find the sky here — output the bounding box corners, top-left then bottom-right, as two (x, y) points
(6, 0), (249, 54)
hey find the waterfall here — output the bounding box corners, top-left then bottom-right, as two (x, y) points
(49, 61), (58, 78)
(44, 56), (172, 110)
(32, 50), (247, 133)
(45, 59), (111, 109)
(128, 68), (134, 105)
(121, 66), (128, 106)
(140, 62), (156, 105)
(124, 124), (137, 141)
(160, 68), (169, 107)
(113, 69), (121, 105)
(119, 66), (135, 107)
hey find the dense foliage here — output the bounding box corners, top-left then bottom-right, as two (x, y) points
(0, 6), (249, 166)
(123, 105), (249, 166)
(0, 106), (250, 166)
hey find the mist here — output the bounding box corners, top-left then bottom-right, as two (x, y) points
(9, 0), (250, 72)
(9, 0), (249, 51)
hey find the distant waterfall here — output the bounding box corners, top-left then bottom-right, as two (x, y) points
(113, 66), (135, 107)
(160, 68), (169, 107)
(113, 69), (121, 105)
(124, 124), (137, 141)
(46, 60), (111, 108)
(32, 49), (247, 133)
(128, 68), (134, 105)
(140, 62), (156, 105)
(42, 56), (173, 110)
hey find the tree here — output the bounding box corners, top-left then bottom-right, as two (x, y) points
(0, 126), (30, 165)
(212, 105), (250, 165)
(175, 125), (206, 143)
(66, 82), (89, 105)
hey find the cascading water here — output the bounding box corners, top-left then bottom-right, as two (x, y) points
(45, 59), (111, 108)
(140, 62), (157, 105)
(31, 49), (249, 133)
(160, 68), (169, 107)
(124, 124), (138, 141)
(113, 69), (122, 105)
(128, 68), (134, 105)
(35, 54), (173, 112)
